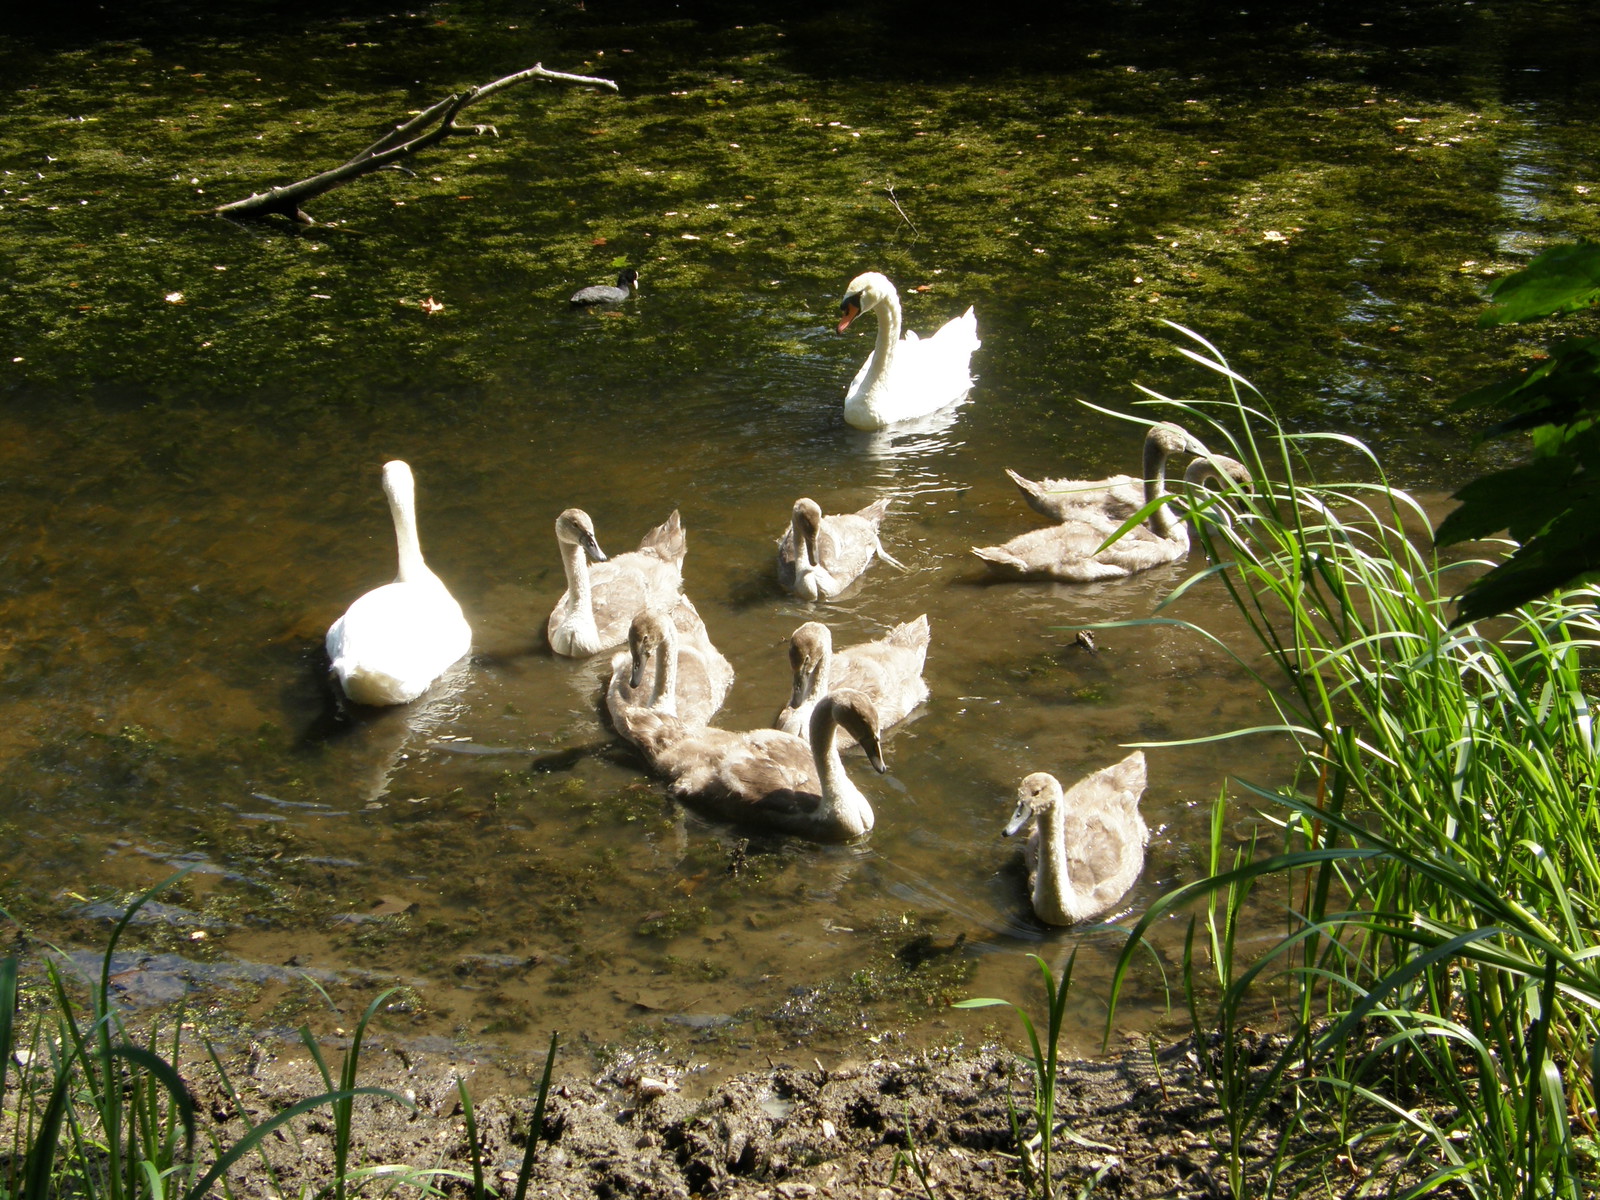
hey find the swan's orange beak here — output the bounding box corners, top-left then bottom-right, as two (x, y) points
(837, 295), (862, 333)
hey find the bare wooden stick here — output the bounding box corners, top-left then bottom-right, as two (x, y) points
(214, 63), (618, 224)
(885, 185), (918, 236)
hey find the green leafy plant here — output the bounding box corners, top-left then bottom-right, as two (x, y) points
(954, 951), (1077, 1199)
(1438, 240), (1600, 622)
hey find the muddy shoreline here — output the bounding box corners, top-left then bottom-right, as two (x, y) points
(197, 1036), (1237, 1199)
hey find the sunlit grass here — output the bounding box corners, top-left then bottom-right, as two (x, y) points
(1106, 323), (1600, 1198)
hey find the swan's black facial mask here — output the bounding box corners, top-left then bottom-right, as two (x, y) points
(837, 294), (862, 332)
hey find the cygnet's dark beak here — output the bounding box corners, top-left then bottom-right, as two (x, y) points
(837, 294), (862, 333)
(583, 532), (608, 563)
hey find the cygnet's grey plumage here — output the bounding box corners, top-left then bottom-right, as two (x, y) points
(606, 599), (734, 749)
(629, 690), (888, 842)
(569, 268), (639, 306)
(547, 508), (686, 657)
(1004, 422), (1207, 526)
(775, 616), (929, 748)
(972, 455), (1250, 582)
(1004, 750), (1149, 925)
(776, 496), (904, 600)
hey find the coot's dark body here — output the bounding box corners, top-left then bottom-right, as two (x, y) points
(570, 268), (639, 306)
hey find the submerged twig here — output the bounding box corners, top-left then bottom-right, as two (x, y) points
(886, 184), (919, 235)
(214, 63), (618, 224)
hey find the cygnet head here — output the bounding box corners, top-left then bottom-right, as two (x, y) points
(790, 498), (823, 557)
(812, 689), (888, 773)
(837, 271), (894, 332)
(1184, 454), (1252, 492)
(1150, 422), (1209, 459)
(627, 609), (672, 689)
(555, 508), (608, 563)
(788, 621), (833, 707)
(1004, 772), (1064, 838)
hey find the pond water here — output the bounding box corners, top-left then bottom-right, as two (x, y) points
(2, 1), (1597, 1076)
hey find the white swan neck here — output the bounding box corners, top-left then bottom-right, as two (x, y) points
(857, 288), (902, 402)
(387, 475), (431, 584)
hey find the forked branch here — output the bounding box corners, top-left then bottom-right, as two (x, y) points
(214, 63), (618, 224)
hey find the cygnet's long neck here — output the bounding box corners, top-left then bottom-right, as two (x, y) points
(790, 518), (830, 600)
(857, 289), (903, 402)
(387, 477), (432, 585)
(647, 626), (681, 716)
(811, 706), (874, 837)
(801, 642), (833, 706)
(559, 536), (594, 622)
(1034, 798), (1084, 925)
(1141, 434), (1183, 542)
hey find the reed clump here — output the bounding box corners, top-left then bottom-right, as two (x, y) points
(1108, 324), (1600, 1199)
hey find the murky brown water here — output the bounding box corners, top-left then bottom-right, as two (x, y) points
(4, 0), (1598, 1075)
(0, 329), (1315, 1066)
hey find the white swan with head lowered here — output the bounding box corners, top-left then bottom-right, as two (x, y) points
(325, 460), (472, 707)
(837, 271), (979, 430)
(631, 690), (888, 842)
(547, 508), (686, 657)
(776, 617), (929, 747)
(1005, 422), (1208, 526)
(1005, 750), (1149, 925)
(777, 497), (904, 600)
(972, 455), (1251, 581)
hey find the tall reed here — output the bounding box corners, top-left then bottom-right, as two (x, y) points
(1105, 324), (1600, 1198)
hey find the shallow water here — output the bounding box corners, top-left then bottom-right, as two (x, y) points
(3, 1), (1598, 1073)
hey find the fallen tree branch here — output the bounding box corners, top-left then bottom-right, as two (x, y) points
(213, 63), (618, 224)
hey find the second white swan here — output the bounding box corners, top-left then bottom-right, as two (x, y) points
(837, 271), (979, 430)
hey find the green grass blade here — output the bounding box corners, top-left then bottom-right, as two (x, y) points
(513, 1030), (559, 1200)
(182, 1087), (411, 1200)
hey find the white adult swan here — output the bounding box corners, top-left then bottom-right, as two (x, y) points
(837, 271), (980, 430)
(776, 617), (929, 747)
(606, 602), (734, 749)
(325, 460), (471, 707)
(971, 455), (1250, 582)
(547, 508), (686, 657)
(1005, 422), (1208, 526)
(1004, 751), (1149, 925)
(776, 497), (903, 600)
(632, 690), (887, 841)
